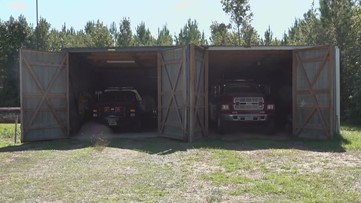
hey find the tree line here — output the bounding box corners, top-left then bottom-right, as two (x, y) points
(0, 0), (360, 122)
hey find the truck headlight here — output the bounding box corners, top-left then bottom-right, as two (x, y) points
(221, 104), (230, 111)
(267, 104), (275, 110)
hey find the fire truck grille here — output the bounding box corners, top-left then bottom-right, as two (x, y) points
(233, 97), (264, 110)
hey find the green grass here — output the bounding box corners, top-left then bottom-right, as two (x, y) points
(340, 125), (361, 150)
(0, 123), (20, 147)
(0, 123), (360, 202)
(202, 148), (361, 202)
(0, 123), (19, 137)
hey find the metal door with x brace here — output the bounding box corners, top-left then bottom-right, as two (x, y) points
(293, 45), (339, 139)
(189, 45), (208, 142)
(158, 46), (188, 140)
(158, 45), (208, 141)
(20, 49), (69, 142)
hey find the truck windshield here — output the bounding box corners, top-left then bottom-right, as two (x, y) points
(100, 91), (137, 102)
(222, 83), (263, 95)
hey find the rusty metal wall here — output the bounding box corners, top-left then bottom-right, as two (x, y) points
(20, 49), (69, 141)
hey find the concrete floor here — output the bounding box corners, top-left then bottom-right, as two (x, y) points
(74, 121), (291, 141)
(74, 121), (159, 140)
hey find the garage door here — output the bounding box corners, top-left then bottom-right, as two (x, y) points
(158, 46), (188, 140)
(20, 49), (69, 142)
(293, 46), (336, 139)
(189, 45), (208, 141)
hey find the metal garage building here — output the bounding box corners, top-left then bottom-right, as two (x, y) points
(19, 44), (340, 142)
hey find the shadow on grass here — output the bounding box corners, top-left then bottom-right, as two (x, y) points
(0, 130), (353, 154)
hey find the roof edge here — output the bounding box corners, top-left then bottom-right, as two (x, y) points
(62, 45), (182, 53)
(206, 45), (312, 51)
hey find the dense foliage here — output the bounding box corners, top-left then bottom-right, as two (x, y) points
(0, 0), (360, 122)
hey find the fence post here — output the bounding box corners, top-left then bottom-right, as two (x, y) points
(14, 115), (18, 144)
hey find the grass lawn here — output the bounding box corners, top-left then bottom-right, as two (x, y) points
(0, 123), (360, 202)
(0, 123), (20, 147)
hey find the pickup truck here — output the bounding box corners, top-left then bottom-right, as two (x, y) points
(91, 87), (144, 130)
(209, 79), (276, 134)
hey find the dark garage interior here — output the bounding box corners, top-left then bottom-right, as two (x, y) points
(66, 48), (159, 134)
(207, 47), (293, 133)
(66, 46), (294, 136)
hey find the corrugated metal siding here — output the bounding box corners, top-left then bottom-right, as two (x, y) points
(20, 49), (69, 141)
